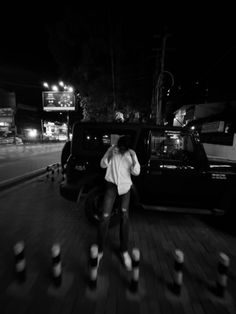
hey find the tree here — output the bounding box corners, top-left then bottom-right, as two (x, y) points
(45, 4), (153, 121)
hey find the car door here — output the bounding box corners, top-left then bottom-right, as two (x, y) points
(134, 128), (213, 210)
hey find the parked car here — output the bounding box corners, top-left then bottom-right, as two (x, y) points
(0, 132), (23, 145)
(60, 121), (236, 226)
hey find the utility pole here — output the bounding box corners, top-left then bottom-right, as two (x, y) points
(108, 6), (117, 113)
(110, 41), (116, 113)
(67, 112), (70, 141)
(154, 32), (171, 125)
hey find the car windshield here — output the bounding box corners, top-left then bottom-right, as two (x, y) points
(81, 128), (137, 153)
(150, 130), (194, 164)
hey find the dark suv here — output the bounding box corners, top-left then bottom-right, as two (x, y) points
(60, 121), (236, 225)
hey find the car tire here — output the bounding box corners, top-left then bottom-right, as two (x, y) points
(84, 185), (120, 228)
(222, 196), (235, 225)
(213, 191), (236, 231)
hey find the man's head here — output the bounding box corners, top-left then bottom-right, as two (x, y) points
(117, 135), (131, 154)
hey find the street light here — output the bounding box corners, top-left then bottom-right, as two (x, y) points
(163, 71), (174, 88)
(52, 85), (59, 92)
(43, 82), (49, 88)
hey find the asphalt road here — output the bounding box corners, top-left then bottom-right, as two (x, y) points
(0, 143), (64, 184)
(0, 174), (235, 313)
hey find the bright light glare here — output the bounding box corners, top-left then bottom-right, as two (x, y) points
(191, 126), (195, 130)
(43, 82), (49, 88)
(28, 129), (37, 138)
(52, 85), (59, 92)
(68, 86), (74, 92)
(59, 81), (64, 87)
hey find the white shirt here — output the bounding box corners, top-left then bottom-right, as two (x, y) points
(100, 148), (140, 195)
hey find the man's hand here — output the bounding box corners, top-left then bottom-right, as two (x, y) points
(107, 145), (118, 161)
(129, 149), (136, 158)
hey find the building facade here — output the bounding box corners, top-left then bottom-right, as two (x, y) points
(173, 101), (236, 161)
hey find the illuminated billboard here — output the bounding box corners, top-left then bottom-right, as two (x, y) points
(0, 108), (14, 123)
(42, 91), (75, 111)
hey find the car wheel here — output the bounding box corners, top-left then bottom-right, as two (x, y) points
(84, 185), (120, 228)
(215, 191), (236, 230)
(222, 197), (235, 223)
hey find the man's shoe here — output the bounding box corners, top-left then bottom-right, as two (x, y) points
(121, 251), (132, 271)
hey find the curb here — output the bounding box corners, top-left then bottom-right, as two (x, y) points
(0, 168), (47, 192)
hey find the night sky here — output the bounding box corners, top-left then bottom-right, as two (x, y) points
(0, 2), (236, 111)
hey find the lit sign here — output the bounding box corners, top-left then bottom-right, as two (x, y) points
(0, 108), (14, 117)
(42, 91), (75, 111)
(0, 108), (14, 123)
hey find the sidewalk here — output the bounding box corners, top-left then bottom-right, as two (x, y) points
(0, 174), (235, 313)
(0, 142), (65, 159)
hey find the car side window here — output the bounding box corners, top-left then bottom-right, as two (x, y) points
(82, 129), (136, 153)
(150, 130), (194, 164)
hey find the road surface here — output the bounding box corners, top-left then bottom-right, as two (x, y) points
(0, 143), (64, 184)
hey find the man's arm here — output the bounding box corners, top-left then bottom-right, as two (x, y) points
(129, 149), (141, 175)
(100, 146), (115, 168)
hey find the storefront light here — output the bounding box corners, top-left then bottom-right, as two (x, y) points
(28, 129), (37, 138)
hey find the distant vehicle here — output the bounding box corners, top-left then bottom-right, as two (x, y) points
(60, 121), (236, 226)
(0, 132), (23, 145)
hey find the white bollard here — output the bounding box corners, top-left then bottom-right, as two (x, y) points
(51, 244), (62, 286)
(216, 252), (230, 298)
(88, 244), (98, 289)
(129, 248), (140, 293)
(14, 241), (26, 283)
(173, 249), (184, 295)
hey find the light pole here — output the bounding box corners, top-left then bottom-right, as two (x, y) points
(156, 70), (174, 125)
(66, 111), (70, 140)
(41, 119), (44, 142)
(155, 33), (172, 125)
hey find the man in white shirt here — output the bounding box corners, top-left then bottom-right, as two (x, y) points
(96, 135), (140, 271)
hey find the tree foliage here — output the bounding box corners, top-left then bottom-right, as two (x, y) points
(45, 4), (152, 121)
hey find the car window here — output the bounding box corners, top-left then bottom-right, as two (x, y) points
(81, 128), (136, 153)
(150, 130), (194, 164)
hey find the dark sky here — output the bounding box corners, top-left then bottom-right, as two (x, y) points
(0, 2), (236, 105)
